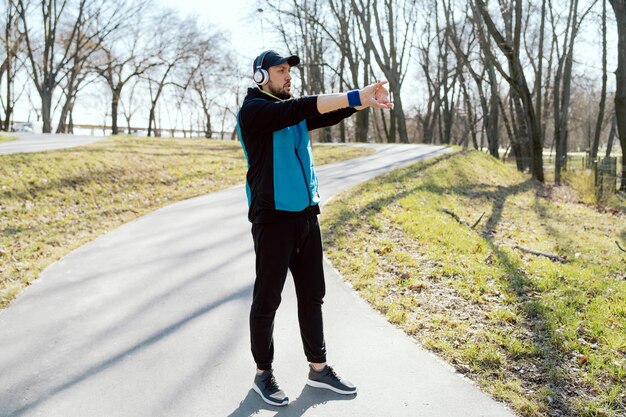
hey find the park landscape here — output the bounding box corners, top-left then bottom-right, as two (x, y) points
(1, 0), (626, 416)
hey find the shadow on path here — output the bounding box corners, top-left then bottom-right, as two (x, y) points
(227, 386), (357, 417)
(9, 283), (251, 417)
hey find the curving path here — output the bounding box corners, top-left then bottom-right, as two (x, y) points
(0, 133), (105, 155)
(0, 144), (517, 417)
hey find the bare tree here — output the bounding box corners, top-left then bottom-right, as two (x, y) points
(1, 0), (24, 131)
(472, 0), (544, 182)
(551, 0), (598, 184)
(444, 0), (499, 155)
(190, 53), (215, 138)
(17, 0), (92, 133)
(55, 0), (132, 133)
(187, 33), (231, 139)
(605, 111), (617, 157)
(330, 0), (372, 141)
(416, 3), (441, 144)
(119, 76), (141, 134)
(143, 12), (197, 137)
(532, 0), (547, 155)
(276, 0), (374, 142)
(433, 1), (456, 145)
(93, 0), (156, 135)
(266, 0), (336, 142)
(352, 0), (416, 143)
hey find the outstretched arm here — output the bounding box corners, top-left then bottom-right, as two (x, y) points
(306, 107), (357, 132)
(316, 80), (393, 114)
(240, 81), (393, 136)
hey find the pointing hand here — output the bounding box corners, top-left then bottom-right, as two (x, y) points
(359, 80), (393, 110)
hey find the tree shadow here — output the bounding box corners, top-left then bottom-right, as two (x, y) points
(227, 385), (357, 417)
(480, 240), (576, 415)
(323, 152), (458, 235)
(322, 155), (583, 415)
(7, 282), (252, 417)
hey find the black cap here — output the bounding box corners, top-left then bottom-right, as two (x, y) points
(253, 50), (300, 72)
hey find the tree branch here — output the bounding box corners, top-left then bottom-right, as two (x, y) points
(441, 208), (485, 229)
(513, 245), (568, 263)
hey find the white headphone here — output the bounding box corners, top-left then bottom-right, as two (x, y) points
(253, 51), (271, 85)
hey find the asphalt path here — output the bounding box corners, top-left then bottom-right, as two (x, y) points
(0, 144), (517, 417)
(0, 133), (105, 155)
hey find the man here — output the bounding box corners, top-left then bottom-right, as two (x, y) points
(236, 50), (392, 407)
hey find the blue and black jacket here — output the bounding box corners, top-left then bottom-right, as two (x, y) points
(237, 87), (357, 223)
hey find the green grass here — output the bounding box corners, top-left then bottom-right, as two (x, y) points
(0, 134), (16, 143)
(321, 150), (626, 417)
(0, 135), (373, 308)
(562, 170), (626, 212)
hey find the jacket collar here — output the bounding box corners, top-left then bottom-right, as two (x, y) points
(244, 87), (284, 103)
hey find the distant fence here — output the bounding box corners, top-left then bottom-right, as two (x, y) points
(593, 157), (620, 194)
(10, 121), (235, 140)
(502, 152), (623, 190)
(544, 154), (588, 170)
(72, 124), (234, 140)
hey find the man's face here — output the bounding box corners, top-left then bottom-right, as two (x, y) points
(263, 63), (292, 99)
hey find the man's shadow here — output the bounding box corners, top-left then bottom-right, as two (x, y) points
(227, 385), (357, 417)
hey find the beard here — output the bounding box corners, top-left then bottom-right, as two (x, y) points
(268, 83), (292, 100)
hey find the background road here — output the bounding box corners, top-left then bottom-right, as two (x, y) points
(0, 144), (517, 417)
(0, 133), (105, 155)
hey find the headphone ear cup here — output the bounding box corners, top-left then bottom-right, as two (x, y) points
(254, 68), (269, 85)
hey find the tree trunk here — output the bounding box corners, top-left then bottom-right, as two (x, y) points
(111, 86), (123, 135)
(511, 90), (531, 172)
(57, 77), (77, 134)
(41, 83), (53, 133)
(554, 0), (579, 184)
(205, 112), (212, 138)
(605, 112), (617, 156)
(592, 0), (608, 163)
(355, 109), (369, 142)
(609, 0), (626, 190)
(68, 102), (75, 133)
(111, 98), (119, 135)
(2, 21), (15, 131)
(534, 0), (546, 148)
(2, 48), (13, 131)
(498, 95), (518, 164)
(393, 94), (408, 143)
(487, 64), (499, 157)
(2, 3), (14, 131)
(148, 107), (156, 137)
(457, 69), (477, 150)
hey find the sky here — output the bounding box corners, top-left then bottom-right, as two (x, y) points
(158, 0), (278, 68)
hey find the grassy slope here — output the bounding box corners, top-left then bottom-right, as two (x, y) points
(321, 150), (626, 417)
(0, 136), (373, 308)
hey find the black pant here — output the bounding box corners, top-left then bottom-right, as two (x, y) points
(250, 216), (327, 371)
